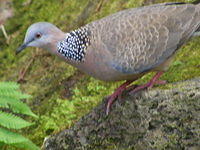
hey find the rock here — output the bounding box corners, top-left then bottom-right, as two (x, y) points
(44, 78), (200, 150)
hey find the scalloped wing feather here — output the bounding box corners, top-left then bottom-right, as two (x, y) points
(88, 3), (200, 74)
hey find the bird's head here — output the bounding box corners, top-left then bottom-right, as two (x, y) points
(16, 22), (65, 54)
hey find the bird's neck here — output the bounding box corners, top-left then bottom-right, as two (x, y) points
(45, 31), (66, 55)
(55, 27), (91, 63)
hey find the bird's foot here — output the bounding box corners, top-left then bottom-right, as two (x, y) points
(106, 72), (165, 114)
(130, 71), (165, 95)
(155, 80), (167, 85)
(106, 80), (133, 115)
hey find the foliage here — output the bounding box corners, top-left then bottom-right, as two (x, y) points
(0, 82), (39, 150)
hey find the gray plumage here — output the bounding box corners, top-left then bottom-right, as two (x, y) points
(18, 2), (200, 82)
(84, 3), (200, 74)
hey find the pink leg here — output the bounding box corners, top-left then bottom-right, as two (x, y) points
(129, 71), (165, 95)
(155, 80), (167, 85)
(106, 80), (133, 115)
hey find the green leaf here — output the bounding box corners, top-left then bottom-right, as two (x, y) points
(0, 81), (37, 117)
(0, 90), (31, 99)
(0, 98), (9, 108)
(0, 82), (19, 91)
(0, 82), (31, 100)
(0, 128), (39, 150)
(0, 127), (29, 144)
(0, 82), (39, 149)
(9, 100), (38, 118)
(0, 111), (33, 129)
(12, 141), (40, 150)
(0, 96), (38, 118)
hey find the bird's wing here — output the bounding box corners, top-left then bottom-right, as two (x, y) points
(89, 3), (200, 74)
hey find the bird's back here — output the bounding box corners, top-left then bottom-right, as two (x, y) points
(84, 3), (200, 76)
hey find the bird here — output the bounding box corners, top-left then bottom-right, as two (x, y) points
(17, 2), (200, 115)
(0, 0), (13, 42)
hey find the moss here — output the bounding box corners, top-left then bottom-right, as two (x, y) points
(44, 78), (200, 149)
(0, 0), (199, 148)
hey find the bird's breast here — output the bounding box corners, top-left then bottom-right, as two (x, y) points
(73, 46), (144, 82)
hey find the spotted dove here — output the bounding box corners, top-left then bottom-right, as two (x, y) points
(17, 2), (200, 114)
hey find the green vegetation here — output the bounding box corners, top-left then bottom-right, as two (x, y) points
(0, 82), (38, 150)
(0, 0), (199, 148)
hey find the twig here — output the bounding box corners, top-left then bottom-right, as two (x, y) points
(17, 48), (51, 83)
(0, 24), (9, 40)
(17, 58), (34, 83)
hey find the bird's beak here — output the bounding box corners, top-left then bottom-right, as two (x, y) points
(16, 43), (27, 55)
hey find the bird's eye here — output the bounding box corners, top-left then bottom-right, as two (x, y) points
(35, 33), (42, 39)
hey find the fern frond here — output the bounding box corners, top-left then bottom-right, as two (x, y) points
(0, 89), (31, 100)
(0, 82), (30, 100)
(0, 82), (19, 91)
(0, 128), (39, 150)
(12, 140), (40, 150)
(0, 82), (39, 149)
(0, 96), (38, 118)
(0, 111), (33, 129)
(0, 127), (29, 144)
(0, 98), (9, 108)
(9, 99), (38, 118)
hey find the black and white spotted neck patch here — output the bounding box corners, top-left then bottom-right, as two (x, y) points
(57, 27), (90, 62)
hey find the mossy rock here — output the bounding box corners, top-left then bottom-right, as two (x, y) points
(44, 78), (200, 150)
